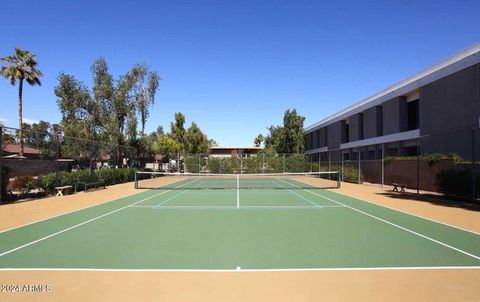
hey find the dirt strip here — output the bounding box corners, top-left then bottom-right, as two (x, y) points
(1, 269), (479, 302)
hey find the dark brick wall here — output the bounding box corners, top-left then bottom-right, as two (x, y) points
(360, 158), (454, 192)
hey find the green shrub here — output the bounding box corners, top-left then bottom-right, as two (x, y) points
(436, 168), (479, 199)
(322, 164), (363, 184)
(11, 176), (38, 195)
(184, 156), (202, 173)
(38, 168), (137, 195)
(206, 157), (221, 173)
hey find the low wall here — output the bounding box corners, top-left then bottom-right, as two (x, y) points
(359, 159), (455, 192)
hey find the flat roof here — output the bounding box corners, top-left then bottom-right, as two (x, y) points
(305, 42), (480, 133)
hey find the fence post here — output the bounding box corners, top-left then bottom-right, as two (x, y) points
(240, 154), (243, 174)
(318, 152), (321, 173)
(177, 153), (180, 173)
(416, 139), (420, 195)
(472, 129), (476, 202)
(0, 126), (3, 203)
(55, 132), (61, 188)
(341, 151), (344, 182)
(358, 147), (361, 184)
(381, 143), (385, 188)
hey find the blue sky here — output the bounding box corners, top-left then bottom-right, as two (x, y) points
(1, 0), (479, 146)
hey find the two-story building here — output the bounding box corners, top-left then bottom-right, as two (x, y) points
(304, 44), (480, 162)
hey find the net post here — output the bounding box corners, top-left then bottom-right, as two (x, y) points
(262, 153), (265, 173)
(283, 154), (286, 173)
(134, 171), (138, 189)
(337, 171), (341, 188)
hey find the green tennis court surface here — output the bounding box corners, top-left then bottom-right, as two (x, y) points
(0, 176), (479, 270)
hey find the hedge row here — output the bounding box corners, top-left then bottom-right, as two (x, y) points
(191, 154), (316, 174)
(436, 168), (480, 199)
(38, 168), (137, 194)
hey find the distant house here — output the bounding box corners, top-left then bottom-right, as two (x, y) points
(2, 144), (42, 159)
(210, 146), (263, 158)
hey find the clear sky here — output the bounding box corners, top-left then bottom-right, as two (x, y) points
(1, 0), (479, 146)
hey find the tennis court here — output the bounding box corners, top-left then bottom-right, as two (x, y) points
(0, 172), (479, 271)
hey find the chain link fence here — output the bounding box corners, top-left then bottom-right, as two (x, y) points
(307, 127), (479, 202)
(1, 126), (137, 203)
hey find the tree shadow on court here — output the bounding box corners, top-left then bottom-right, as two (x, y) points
(375, 191), (480, 212)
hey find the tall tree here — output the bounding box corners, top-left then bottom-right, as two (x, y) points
(262, 109), (305, 154)
(280, 109), (305, 153)
(1, 48), (43, 156)
(170, 112), (186, 151)
(185, 122), (209, 154)
(130, 64), (160, 135)
(153, 135), (181, 154)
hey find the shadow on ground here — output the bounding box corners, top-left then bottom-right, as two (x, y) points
(376, 191), (480, 212)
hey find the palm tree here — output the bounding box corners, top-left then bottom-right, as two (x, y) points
(1, 48), (43, 156)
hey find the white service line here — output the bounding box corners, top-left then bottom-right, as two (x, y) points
(278, 179), (480, 261)
(0, 179), (200, 258)
(285, 188), (321, 208)
(0, 190), (171, 258)
(129, 205), (344, 209)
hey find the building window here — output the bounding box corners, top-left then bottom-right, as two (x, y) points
(407, 99), (419, 131)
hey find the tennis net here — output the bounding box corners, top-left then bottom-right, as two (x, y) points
(134, 171), (341, 190)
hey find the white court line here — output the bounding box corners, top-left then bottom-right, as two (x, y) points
(0, 183), (156, 235)
(129, 205), (344, 209)
(0, 190), (172, 258)
(0, 266), (479, 272)
(152, 190), (190, 208)
(285, 188), (321, 208)
(0, 179), (200, 258)
(332, 191), (480, 236)
(277, 179), (480, 261)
